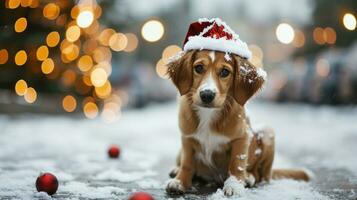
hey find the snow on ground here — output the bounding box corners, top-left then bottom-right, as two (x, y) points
(0, 101), (356, 199)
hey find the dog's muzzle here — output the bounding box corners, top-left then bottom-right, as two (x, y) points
(200, 89), (216, 104)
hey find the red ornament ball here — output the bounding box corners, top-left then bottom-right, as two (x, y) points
(108, 145), (120, 158)
(35, 172), (58, 195)
(129, 192), (154, 200)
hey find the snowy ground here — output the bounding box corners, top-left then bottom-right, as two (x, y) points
(0, 101), (356, 200)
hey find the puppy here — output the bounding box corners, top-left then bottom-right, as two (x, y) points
(166, 50), (310, 196)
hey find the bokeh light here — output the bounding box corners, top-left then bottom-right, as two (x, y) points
(14, 17), (27, 33)
(77, 55), (93, 72)
(62, 95), (77, 112)
(0, 49), (9, 65)
(15, 50), (27, 66)
(162, 45), (182, 63)
(83, 102), (98, 119)
(41, 58), (55, 74)
(109, 33), (128, 51)
(95, 81), (112, 99)
(141, 20), (164, 42)
(98, 28), (115, 46)
(276, 23), (295, 44)
(15, 79), (27, 96)
(316, 58), (330, 77)
(77, 10), (94, 28)
(313, 27), (325, 45)
(24, 87), (37, 103)
(43, 3), (60, 20)
(36, 45), (49, 61)
(46, 31), (60, 47)
(124, 33), (139, 52)
(343, 13), (356, 31)
(91, 68), (108, 87)
(66, 25), (81, 42)
(7, 0), (21, 9)
(292, 29), (306, 48)
(156, 59), (168, 79)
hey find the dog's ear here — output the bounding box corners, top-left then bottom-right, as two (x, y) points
(167, 50), (196, 95)
(232, 55), (266, 106)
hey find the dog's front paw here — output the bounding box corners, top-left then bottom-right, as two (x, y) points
(223, 176), (245, 196)
(166, 179), (185, 195)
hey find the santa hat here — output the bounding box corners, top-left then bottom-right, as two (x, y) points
(183, 18), (252, 59)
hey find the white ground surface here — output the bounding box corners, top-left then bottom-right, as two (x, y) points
(0, 101), (356, 199)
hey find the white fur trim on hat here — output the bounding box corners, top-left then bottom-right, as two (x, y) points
(183, 36), (252, 59)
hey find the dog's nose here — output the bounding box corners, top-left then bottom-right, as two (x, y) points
(200, 90), (216, 104)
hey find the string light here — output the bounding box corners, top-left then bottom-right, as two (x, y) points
(15, 79), (28, 96)
(0, 49), (9, 65)
(141, 20), (164, 42)
(77, 10), (94, 28)
(62, 95), (77, 112)
(24, 87), (37, 103)
(343, 13), (356, 31)
(41, 58), (55, 74)
(15, 50), (27, 66)
(43, 3), (60, 20)
(46, 31), (60, 47)
(14, 17), (27, 33)
(36, 45), (49, 61)
(276, 23), (295, 44)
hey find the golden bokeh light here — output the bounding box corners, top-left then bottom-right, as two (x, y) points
(0, 49), (9, 65)
(41, 58), (55, 74)
(24, 87), (37, 103)
(95, 81), (112, 99)
(313, 27), (325, 45)
(20, 0), (32, 7)
(8, 0), (21, 9)
(61, 69), (76, 86)
(62, 95), (77, 112)
(98, 28), (115, 46)
(15, 79), (28, 96)
(77, 10), (94, 28)
(15, 50), (27, 66)
(83, 20), (99, 35)
(36, 45), (49, 61)
(101, 106), (120, 123)
(83, 102), (98, 119)
(316, 58), (330, 77)
(162, 45), (182, 60)
(124, 33), (139, 52)
(83, 75), (92, 86)
(276, 23), (295, 44)
(343, 13), (356, 31)
(77, 55), (93, 72)
(14, 17), (27, 33)
(91, 68), (108, 87)
(66, 25), (81, 42)
(141, 20), (165, 42)
(46, 31), (60, 47)
(156, 59), (168, 79)
(93, 47), (111, 63)
(248, 44), (263, 67)
(109, 33), (128, 51)
(43, 3), (60, 20)
(292, 29), (306, 48)
(324, 27), (336, 45)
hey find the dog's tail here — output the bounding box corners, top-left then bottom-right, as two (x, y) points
(272, 169), (313, 181)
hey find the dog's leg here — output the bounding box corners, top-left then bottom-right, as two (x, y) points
(166, 139), (195, 194)
(223, 136), (249, 196)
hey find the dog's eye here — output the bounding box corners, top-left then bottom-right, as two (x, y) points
(194, 65), (204, 74)
(219, 68), (230, 78)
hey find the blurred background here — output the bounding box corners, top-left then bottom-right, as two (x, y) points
(0, 0), (356, 119)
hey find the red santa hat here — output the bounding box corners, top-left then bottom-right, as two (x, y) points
(183, 18), (252, 59)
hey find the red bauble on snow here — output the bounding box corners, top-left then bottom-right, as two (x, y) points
(129, 192), (154, 200)
(108, 145), (120, 158)
(35, 172), (58, 195)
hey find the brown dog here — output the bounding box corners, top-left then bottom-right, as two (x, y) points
(166, 50), (310, 196)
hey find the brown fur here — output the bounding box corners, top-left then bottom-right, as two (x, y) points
(166, 50), (310, 195)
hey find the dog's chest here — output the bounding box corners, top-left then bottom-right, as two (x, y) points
(191, 108), (230, 166)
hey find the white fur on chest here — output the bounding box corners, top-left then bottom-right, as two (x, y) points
(190, 107), (230, 167)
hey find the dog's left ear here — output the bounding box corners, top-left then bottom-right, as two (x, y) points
(232, 56), (266, 106)
(166, 50), (196, 95)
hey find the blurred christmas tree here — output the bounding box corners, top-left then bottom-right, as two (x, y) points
(0, 0), (137, 120)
